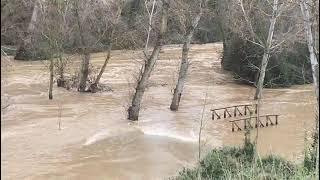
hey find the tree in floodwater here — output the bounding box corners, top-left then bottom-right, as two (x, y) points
(72, 0), (113, 92)
(48, 58), (54, 99)
(215, 0), (305, 147)
(299, 0), (319, 172)
(170, 0), (207, 111)
(300, 0), (319, 104)
(128, 0), (169, 121)
(37, 0), (74, 99)
(73, 1), (91, 92)
(227, 0), (302, 100)
(89, 0), (125, 93)
(236, 0), (285, 100)
(217, 0), (312, 89)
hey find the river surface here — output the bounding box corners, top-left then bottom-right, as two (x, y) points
(1, 43), (317, 180)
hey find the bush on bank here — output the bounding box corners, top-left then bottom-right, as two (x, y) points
(171, 142), (318, 180)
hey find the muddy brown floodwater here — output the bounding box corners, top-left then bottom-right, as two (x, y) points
(1, 43), (317, 180)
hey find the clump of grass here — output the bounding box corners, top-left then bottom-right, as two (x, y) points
(171, 142), (318, 180)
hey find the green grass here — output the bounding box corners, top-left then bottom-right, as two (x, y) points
(171, 142), (318, 180)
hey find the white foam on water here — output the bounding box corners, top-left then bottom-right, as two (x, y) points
(85, 125), (199, 145)
(83, 127), (143, 146)
(1, 131), (18, 140)
(83, 130), (110, 146)
(140, 126), (197, 142)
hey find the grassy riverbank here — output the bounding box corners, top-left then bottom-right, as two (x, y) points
(171, 142), (318, 180)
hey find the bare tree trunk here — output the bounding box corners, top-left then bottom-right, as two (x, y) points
(94, 46), (110, 86)
(89, 1), (124, 93)
(78, 52), (90, 92)
(58, 56), (64, 80)
(170, 2), (204, 111)
(57, 54), (66, 87)
(14, 1), (39, 60)
(300, 0), (319, 104)
(128, 0), (169, 121)
(49, 58), (54, 100)
(75, 2), (90, 92)
(254, 0), (279, 100)
(170, 42), (190, 110)
(300, 0), (319, 173)
(89, 46), (111, 93)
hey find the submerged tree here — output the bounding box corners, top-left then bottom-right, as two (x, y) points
(235, 0), (294, 100)
(252, 0), (279, 100)
(226, 0), (303, 99)
(300, 0), (319, 103)
(74, 1), (91, 92)
(89, 0), (125, 93)
(217, 0), (310, 91)
(299, 0), (319, 173)
(128, 0), (169, 121)
(170, 0), (207, 111)
(37, 0), (74, 99)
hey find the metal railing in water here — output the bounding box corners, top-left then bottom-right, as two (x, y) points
(211, 104), (258, 120)
(229, 115), (279, 132)
(211, 104), (279, 132)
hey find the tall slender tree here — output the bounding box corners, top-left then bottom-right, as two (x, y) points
(48, 58), (54, 99)
(231, 0), (298, 100)
(128, 0), (169, 121)
(300, 0), (319, 172)
(170, 0), (207, 111)
(300, 0), (319, 103)
(38, 0), (73, 99)
(253, 0), (280, 100)
(74, 0), (91, 92)
(89, 0), (125, 92)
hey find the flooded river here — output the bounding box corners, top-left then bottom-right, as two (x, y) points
(1, 43), (317, 179)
